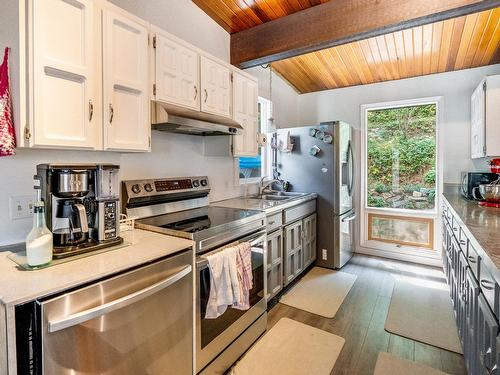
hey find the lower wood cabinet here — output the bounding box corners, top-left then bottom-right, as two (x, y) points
(303, 214), (317, 268)
(283, 213), (317, 287)
(266, 229), (283, 299)
(442, 200), (500, 375)
(284, 220), (304, 286)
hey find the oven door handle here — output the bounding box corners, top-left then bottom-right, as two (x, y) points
(196, 230), (266, 270)
(47, 264), (192, 333)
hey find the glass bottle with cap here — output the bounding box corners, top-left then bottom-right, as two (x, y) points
(26, 175), (53, 267)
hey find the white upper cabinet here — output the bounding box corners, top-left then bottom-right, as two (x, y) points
(232, 71), (259, 157)
(471, 75), (500, 159)
(102, 8), (150, 152)
(154, 33), (200, 111)
(200, 55), (231, 118)
(31, 0), (100, 149)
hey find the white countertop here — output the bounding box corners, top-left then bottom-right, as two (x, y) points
(0, 229), (194, 307)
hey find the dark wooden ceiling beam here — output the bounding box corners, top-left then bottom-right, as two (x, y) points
(230, 0), (500, 68)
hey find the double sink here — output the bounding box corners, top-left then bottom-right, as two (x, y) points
(257, 191), (309, 201)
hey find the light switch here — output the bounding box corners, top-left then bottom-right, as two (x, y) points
(9, 195), (34, 220)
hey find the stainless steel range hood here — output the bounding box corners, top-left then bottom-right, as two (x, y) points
(152, 103), (243, 136)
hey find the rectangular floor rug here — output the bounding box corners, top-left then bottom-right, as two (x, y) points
(374, 352), (450, 375)
(230, 318), (345, 375)
(279, 267), (357, 318)
(385, 281), (462, 354)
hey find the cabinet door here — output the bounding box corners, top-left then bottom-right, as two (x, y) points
(471, 80), (486, 159)
(266, 229), (283, 300)
(200, 56), (231, 118)
(233, 72), (259, 157)
(302, 214), (317, 268)
(284, 221), (303, 286)
(32, 0), (100, 149)
(477, 294), (499, 372)
(103, 9), (150, 151)
(155, 34), (199, 110)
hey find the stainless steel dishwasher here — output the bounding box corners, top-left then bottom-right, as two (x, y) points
(15, 249), (193, 375)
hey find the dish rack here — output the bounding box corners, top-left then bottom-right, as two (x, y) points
(119, 214), (137, 232)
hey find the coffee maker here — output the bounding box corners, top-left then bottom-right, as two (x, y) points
(36, 164), (123, 258)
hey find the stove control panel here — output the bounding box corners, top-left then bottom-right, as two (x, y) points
(122, 176), (210, 200)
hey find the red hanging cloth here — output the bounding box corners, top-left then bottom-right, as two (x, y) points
(0, 47), (16, 156)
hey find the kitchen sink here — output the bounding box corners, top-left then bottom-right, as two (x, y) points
(261, 195), (290, 201)
(266, 191), (309, 197)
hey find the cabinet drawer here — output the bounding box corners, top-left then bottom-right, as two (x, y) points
(479, 265), (499, 320)
(284, 200), (316, 224)
(458, 227), (468, 252)
(467, 243), (481, 280)
(266, 213), (282, 232)
(451, 216), (461, 238)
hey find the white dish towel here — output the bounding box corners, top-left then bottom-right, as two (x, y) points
(205, 246), (241, 319)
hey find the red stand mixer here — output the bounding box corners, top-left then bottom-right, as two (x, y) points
(474, 159), (500, 208)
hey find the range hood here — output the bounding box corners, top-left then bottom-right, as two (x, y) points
(152, 103), (243, 136)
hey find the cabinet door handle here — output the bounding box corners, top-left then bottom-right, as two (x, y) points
(480, 279), (495, 290)
(88, 100), (94, 121)
(194, 85), (198, 100)
(109, 104), (114, 124)
(204, 89), (208, 103)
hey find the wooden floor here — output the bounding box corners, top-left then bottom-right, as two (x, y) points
(267, 254), (467, 375)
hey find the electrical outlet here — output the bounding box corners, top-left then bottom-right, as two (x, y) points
(322, 249), (328, 260)
(9, 195), (34, 220)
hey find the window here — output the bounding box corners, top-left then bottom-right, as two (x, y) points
(366, 104), (437, 211)
(239, 97), (272, 181)
(361, 98), (441, 260)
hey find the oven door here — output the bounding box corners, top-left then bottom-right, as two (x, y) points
(196, 230), (267, 372)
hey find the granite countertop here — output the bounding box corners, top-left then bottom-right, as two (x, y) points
(0, 229), (194, 307)
(211, 193), (318, 214)
(443, 193), (500, 269)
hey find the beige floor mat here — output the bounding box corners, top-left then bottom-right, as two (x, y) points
(230, 318), (345, 375)
(374, 352), (450, 375)
(279, 267), (357, 318)
(385, 281), (462, 354)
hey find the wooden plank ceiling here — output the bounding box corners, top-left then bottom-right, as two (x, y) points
(194, 1), (500, 93)
(192, 0), (329, 34)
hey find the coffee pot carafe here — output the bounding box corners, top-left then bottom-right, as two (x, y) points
(53, 200), (89, 247)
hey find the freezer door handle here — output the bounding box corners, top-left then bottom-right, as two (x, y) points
(47, 264), (192, 333)
(341, 213), (357, 222)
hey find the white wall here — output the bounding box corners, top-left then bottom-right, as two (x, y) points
(298, 64), (500, 183)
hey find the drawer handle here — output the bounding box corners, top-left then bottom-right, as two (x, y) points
(480, 279), (495, 290)
(269, 221), (275, 225)
(468, 255), (476, 264)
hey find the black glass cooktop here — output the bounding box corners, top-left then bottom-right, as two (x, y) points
(137, 206), (262, 234)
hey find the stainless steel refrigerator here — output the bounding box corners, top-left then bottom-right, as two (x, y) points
(276, 121), (355, 269)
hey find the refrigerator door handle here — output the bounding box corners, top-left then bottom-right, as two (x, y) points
(341, 212), (357, 222)
(347, 140), (354, 196)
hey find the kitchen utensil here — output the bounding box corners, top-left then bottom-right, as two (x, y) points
(473, 178), (500, 203)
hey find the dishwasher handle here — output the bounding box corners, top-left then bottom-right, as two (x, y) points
(48, 264), (192, 333)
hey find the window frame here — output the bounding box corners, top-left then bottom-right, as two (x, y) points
(359, 97), (444, 263)
(238, 97), (272, 184)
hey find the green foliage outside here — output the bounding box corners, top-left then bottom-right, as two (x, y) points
(367, 104), (437, 210)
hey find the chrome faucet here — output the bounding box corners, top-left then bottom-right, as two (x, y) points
(259, 177), (280, 196)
